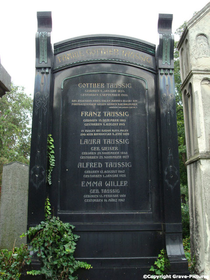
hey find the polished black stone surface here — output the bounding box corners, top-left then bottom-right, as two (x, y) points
(26, 12), (189, 280)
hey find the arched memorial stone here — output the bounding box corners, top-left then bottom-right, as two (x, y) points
(26, 12), (189, 279)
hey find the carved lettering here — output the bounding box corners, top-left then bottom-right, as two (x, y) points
(81, 111), (101, 117)
(103, 111), (129, 117)
(105, 181), (128, 187)
(55, 46), (154, 70)
(101, 189), (120, 193)
(104, 162), (132, 168)
(106, 83), (132, 88)
(81, 181), (102, 187)
(103, 139), (129, 144)
(78, 162), (103, 168)
(60, 71), (149, 209)
(80, 139), (101, 145)
(78, 83), (105, 88)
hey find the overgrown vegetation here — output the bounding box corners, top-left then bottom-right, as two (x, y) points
(149, 249), (170, 277)
(21, 198), (92, 279)
(0, 198), (91, 279)
(183, 237), (196, 273)
(181, 202), (190, 239)
(0, 84), (32, 192)
(0, 244), (31, 279)
(174, 24), (188, 188)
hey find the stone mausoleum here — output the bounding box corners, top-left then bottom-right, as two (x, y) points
(178, 2), (210, 277)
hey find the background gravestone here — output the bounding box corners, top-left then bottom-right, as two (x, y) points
(27, 12), (189, 279)
(0, 162), (29, 249)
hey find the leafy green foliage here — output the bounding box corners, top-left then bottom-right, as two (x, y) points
(0, 84), (32, 191)
(45, 197), (52, 221)
(181, 203), (190, 239)
(149, 249), (170, 277)
(174, 39), (187, 187)
(0, 244), (31, 279)
(174, 22), (191, 248)
(181, 201), (190, 239)
(183, 237), (191, 264)
(180, 184), (190, 239)
(183, 237), (196, 273)
(22, 199), (92, 279)
(1, 199), (92, 279)
(180, 183), (190, 240)
(47, 134), (55, 185)
(24, 217), (91, 279)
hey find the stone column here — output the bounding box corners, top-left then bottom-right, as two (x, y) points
(28, 12), (53, 227)
(178, 3), (210, 276)
(157, 14), (189, 274)
(0, 162), (29, 249)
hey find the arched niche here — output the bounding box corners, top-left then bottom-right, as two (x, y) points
(183, 88), (191, 158)
(195, 34), (210, 58)
(180, 48), (185, 80)
(183, 82), (197, 158)
(185, 39), (189, 75)
(201, 78), (210, 150)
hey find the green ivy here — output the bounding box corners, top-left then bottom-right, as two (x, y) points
(47, 134), (55, 185)
(183, 237), (196, 273)
(22, 199), (92, 279)
(0, 244), (31, 279)
(45, 197), (52, 221)
(149, 249), (170, 278)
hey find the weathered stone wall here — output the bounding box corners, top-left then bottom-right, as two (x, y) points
(0, 162), (29, 249)
(178, 3), (210, 277)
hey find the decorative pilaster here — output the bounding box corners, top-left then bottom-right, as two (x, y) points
(28, 12), (53, 227)
(157, 14), (189, 274)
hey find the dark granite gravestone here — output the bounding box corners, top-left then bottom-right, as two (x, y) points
(26, 12), (189, 279)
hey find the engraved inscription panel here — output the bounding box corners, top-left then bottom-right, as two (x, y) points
(54, 46), (156, 70)
(60, 73), (150, 211)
